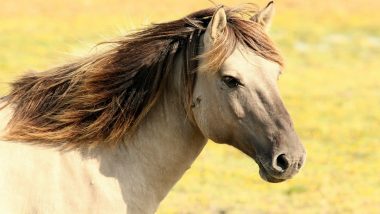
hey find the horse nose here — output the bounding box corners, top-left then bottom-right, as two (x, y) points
(272, 153), (290, 173)
(272, 153), (305, 174)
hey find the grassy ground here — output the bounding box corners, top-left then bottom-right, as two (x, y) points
(1, 0), (380, 213)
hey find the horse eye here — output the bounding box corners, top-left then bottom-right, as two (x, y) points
(222, 76), (241, 88)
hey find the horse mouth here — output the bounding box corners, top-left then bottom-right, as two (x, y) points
(258, 167), (286, 183)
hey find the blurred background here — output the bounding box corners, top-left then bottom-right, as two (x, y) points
(1, 0), (379, 213)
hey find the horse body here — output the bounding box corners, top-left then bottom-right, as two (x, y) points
(0, 2), (306, 213)
(0, 130), (126, 213)
(0, 81), (206, 213)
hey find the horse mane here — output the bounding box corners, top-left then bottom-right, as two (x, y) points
(0, 5), (283, 149)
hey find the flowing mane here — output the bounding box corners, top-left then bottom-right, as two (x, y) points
(0, 5), (283, 149)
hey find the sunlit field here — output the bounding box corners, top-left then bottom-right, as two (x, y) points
(1, 0), (380, 213)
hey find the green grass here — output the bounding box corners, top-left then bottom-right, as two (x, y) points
(1, 0), (380, 213)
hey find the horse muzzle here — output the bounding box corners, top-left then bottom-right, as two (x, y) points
(257, 151), (306, 183)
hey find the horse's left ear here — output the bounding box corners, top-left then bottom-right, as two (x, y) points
(204, 7), (227, 45)
(251, 1), (275, 31)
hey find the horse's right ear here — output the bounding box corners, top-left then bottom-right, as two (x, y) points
(204, 7), (227, 46)
(251, 1), (275, 31)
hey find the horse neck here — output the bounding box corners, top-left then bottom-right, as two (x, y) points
(93, 64), (207, 212)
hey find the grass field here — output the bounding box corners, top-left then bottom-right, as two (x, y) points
(1, 0), (380, 213)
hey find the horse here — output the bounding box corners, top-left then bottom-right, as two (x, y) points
(0, 2), (306, 213)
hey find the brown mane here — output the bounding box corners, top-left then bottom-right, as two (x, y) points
(0, 5), (283, 149)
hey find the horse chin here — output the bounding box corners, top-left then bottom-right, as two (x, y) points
(259, 167), (286, 183)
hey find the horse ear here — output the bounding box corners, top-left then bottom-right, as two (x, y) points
(251, 1), (275, 31)
(204, 7), (227, 45)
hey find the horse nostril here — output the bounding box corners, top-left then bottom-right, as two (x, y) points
(297, 161), (302, 170)
(274, 154), (290, 172)
(296, 155), (306, 170)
